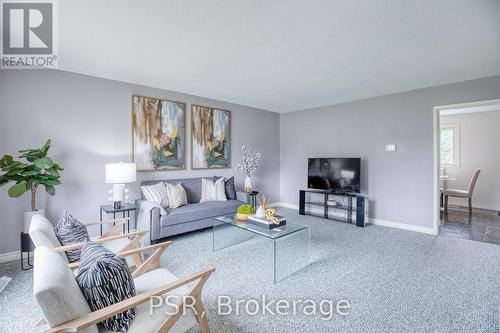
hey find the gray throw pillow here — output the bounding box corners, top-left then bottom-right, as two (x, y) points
(76, 241), (136, 332)
(225, 176), (237, 200)
(54, 211), (90, 263)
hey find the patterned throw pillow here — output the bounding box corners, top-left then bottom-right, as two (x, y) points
(54, 211), (90, 263)
(141, 182), (169, 208)
(76, 241), (136, 332)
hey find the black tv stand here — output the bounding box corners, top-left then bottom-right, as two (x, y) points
(299, 189), (365, 227)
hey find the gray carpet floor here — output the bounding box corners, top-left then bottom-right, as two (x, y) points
(1, 208), (499, 333)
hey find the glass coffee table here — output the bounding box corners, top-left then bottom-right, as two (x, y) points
(213, 215), (310, 283)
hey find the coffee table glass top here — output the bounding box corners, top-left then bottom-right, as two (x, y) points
(214, 214), (308, 239)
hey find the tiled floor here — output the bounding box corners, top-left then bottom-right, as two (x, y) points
(440, 208), (500, 245)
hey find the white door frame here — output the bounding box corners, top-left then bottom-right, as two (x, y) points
(432, 98), (500, 235)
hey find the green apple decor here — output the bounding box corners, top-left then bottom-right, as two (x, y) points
(0, 139), (63, 233)
(236, 204), (255, 221)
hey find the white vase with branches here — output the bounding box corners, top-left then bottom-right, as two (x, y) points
(236, 145), (263, 193)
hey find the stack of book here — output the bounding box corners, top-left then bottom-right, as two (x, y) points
(247, 215), (286, 229)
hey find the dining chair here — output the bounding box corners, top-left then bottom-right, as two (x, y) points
(444, 169), (481, 219)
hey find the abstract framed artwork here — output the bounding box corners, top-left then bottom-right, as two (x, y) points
(132, 95), (186, 171)
(191, 105), (231, 169)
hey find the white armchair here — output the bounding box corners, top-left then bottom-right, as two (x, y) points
(33, 243), (215, 333)
(29, 214), (147, 267)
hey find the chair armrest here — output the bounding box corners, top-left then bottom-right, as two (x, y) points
(129, 241), (172, 278)
(84, 218), (129, 227)
(45, 266), (216, 333)
(67, 241), (172, 271)
(54, 230), (148, 253)
(118, 241), (172, 258)
(135, 199), (145, 226)
(136, 201), (164, 243)
(135, 198), (146, 207)
(138, 200), (167, 215)
(86, 218), (129, 238)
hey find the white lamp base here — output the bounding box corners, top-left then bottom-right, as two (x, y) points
(112, 183), (125, 208)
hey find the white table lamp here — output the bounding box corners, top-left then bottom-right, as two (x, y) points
(105, 162), (136, 209)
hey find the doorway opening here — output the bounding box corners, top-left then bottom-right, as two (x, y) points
(433, 99), (500, 244)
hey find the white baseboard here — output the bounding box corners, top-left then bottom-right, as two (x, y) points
(273, 202), (437, 235)
(270, 202), (298, 209)
(447, 199), (500, 212)
(0, 251), (20, 264)
(367, 218), (436, 235)
(472, 203), (499, 212)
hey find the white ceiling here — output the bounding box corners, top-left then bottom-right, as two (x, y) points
(59, 0), (500, 113)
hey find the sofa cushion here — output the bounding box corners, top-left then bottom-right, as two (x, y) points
(134, 268), (189, 295)
(33, 246), (98, 333)
(99, 302), (197, 333)
(161, 200), (241, 227)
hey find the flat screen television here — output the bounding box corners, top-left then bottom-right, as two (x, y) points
(308, 158), (361, 193)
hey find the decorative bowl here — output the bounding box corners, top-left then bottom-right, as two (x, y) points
(236, 213), (252, 221)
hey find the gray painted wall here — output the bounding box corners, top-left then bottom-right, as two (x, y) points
(280, 75), (500, 228)
(1, 70), (499, 253)
(441, 110), (500, 211)
(0, 70), (280, 254)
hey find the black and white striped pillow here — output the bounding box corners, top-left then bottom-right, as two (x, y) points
(76, 241), (136, 332)
(54, 211), (90, 263)
(141, 182), (169, 208)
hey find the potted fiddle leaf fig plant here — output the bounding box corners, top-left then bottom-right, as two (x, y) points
(0, 139), (63, 233)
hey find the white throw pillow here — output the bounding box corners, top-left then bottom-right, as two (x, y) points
(200, 177), (227, 202)
(215, 177), (228, 201)
(165, 182), (188, 208)
(141, 182), (169, 208)
(200, 178), (214, 202)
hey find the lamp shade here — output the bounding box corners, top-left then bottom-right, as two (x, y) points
(105, 163), (136, 184)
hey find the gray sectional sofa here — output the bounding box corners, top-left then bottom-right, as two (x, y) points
(137, 177), (246, 243)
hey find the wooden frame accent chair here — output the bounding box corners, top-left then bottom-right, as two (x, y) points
(29, 213), (146, 267)
(33, 242), (215, 333)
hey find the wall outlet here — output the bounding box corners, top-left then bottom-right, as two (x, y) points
(385, 144), (397, 152)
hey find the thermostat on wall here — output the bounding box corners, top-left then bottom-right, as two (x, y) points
(385, 144), (397, 152)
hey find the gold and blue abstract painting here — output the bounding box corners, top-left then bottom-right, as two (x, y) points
(132, 95), (185, 170)
(191, 105), (230, 169)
